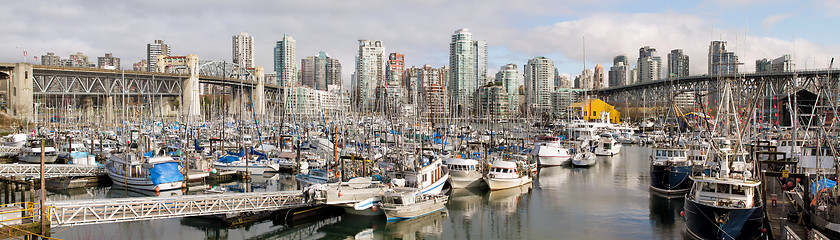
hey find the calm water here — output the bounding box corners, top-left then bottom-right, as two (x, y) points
(50, 145), (687, 240)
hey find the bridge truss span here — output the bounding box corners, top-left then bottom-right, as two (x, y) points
(32, 67), (182, 96)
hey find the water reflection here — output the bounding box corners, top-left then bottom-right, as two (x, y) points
(649, 191), (687, 238)
(383, 210), (447, 239)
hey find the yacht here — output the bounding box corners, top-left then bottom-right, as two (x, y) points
(105, 154), (185, 192)
(649, 146), (691, 194)
(572, 150), (597, 167)
(214, 155), (280, 175)
(532, 136), (572, 166)
(483, 159), (532, 190)
(594, 133), (621, 156)
(445, 157), (484, 189)
(390, 154), (449, 195)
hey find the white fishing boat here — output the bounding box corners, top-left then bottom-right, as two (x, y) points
(594, 134), (621, 156)
(483, 159), (532, 191)
(532, 136), (573, 166)
(19, 138), (58, 163)
(105, 154), (184, 192)
(213, 156), (280, 175)
(380, 187), (448, 222)
(445, 157), (484, 189)
(390, 154), (449, 195)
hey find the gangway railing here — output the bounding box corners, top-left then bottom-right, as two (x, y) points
(45, 191), (311, 227)
(0, 164), (104, 178)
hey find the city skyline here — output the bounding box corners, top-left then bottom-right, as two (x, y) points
(2, 1), (839, 89)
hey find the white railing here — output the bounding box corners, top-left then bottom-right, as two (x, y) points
(45, 191), (310, 227)
(0, 164), (104, 178)
(782, 225), (802, 240)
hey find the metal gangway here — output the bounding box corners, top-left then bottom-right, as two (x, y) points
(0, 164), (104, 178)
(45, 191), (312, 227)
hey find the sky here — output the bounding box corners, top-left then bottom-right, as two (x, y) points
(2, 0), (839, 88)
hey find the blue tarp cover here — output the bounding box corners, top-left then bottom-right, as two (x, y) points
(227, 149), (245, 157)
(812, 178), (837, 195)
(219, 155), (239, 163)
(149, 162), (184, 186)
(250, 147), (266, 160)
(143, 151), (155, 158)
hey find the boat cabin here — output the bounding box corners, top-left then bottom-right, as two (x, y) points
(690, 176), (760, 209)
(651, 148), (689, 165)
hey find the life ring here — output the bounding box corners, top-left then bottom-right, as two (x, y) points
(737, 200), (746, 208)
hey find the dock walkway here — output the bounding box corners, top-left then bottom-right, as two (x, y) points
(764, 176), (808, 239)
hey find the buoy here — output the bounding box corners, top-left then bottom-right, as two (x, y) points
(338, 191), (343, 197)
(182, 183), (187, 188)
(372, 205), (378, 212)
(761, 228), (767, 234)
(680, 210), (685, 217)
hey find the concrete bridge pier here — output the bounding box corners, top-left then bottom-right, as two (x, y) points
(8, 63), (33, 121)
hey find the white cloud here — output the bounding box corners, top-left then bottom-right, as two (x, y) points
(760, 13), (795, 29)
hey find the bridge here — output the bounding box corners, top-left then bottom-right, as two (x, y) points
(0, 164), (103, 178)
(595, 69), (840, 111)
(0, 56), (282, 123)
(43, 190), (311, 227)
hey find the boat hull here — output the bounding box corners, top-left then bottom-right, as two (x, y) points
(449, 170), (484, 189)
(106, 167), (183, 191)
(649, 165), (691, 194)
(572, 153), (596, 167)
(484, 176), (533, 191)
(684, 198), (765, 240)
(19, 154), (58, 164)
(538, 155), (571, 166)
(213, 163), (273, 175)
(382, 196), (448, 222)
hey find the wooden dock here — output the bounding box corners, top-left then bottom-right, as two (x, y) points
(763, 176), (808, 239)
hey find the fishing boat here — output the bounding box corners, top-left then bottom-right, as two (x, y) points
(483, 159), (532, 190)
(380, 187), (448, 222)
(532, 136), (573, 166)
(19, 137), (58, 163)
(213, 155), (280, 175)
(307, 177), (388, 216)
(684, 169), (764, 240)
(105, 154), (185, 192)
(445, 157), (484, 189)
(649, 146), (691, 194)
(594, 133), (621, 156)
(389, 154), (449, 195)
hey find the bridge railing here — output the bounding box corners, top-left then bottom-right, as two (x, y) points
(0, 164), (104, 178)
(45, 190), (310, 227)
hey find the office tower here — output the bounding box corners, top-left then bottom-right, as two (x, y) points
(97, 53), (121, 69)
(449, 28), (476, 115)
(147, 40), (170, 72)
(708, 41), (739, 75)
(300, 57), (316, 88)
(609, 62), (628, 87)
(232, 32), (254, 68)
(593, 63), (604, 89)
(274, 34), (296, 87)
(667, 49), (689, 78)
(353, 40), (385, 111)
(525, 56), (556, 114)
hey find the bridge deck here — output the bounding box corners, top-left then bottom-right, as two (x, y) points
(45, 190), (312, 227)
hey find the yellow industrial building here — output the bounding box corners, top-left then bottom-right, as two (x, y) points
(568, 99), (621, 123)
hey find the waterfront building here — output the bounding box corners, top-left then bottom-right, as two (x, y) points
(568, 99), (621, 123)
(474, 84), (509, 118)
(285, 85), (350, 119)
(524, 56), (556, 115)
(609, 55), (629, 87)
(574, 69), (593, 89)
(667, 49), (689, 78)
(40, 52), (61, 66)
(133, 60), (147, 72)
(407, 64), (449, 122)
(771, 55), (794, 72)
(353, 40), (386, 112)
(386, 53), (405, 86)
(638, 46), (661, 82)
(555, 73), (571, 89)
(300, 56), (316, 88)
(473, 40), (488, 88)
(756, 58), (772, 73)
(630, 67), (639, 84)
(60, 52), (96, 68)
(449, 28), (476, 116)
(301, 52), (343, 90)
(232, 32), (254, 68)
(274, 34), (296, 87)
(495, 63), (520, 115)
(551, 88), (585, 118)
(708, 40), (739, 75)
(97, 53), (120, 70)
(147, 40), (170, 72)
